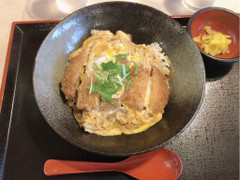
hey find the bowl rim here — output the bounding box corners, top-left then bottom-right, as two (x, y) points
(187, 7), (240, 63)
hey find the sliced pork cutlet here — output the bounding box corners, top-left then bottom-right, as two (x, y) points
(60, 34), (105, 106)
(149, 66), (169, 114)
(123, 63), (151, 111)
(61, 49), (89, 102)
(76, 73), (100, 111)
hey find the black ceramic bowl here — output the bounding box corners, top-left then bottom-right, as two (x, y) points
(187, 7), (240, 64)
(33, 2), (205, 156)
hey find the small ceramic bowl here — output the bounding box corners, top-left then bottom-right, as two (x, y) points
(187, 7), (239, 64)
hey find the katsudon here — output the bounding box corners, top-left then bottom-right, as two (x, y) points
(61, 30), (173, 136)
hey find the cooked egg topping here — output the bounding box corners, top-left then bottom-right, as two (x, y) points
(61, 30), (173, 136)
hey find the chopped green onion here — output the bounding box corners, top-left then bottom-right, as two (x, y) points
(126, 77), (132, 89)
(122, 64), (126, 76)
(121, 72), (131, 81)
(133, 61), (138, 76)
(113, 78), (123, 86)
(115, 54), (127, 64)
(88, 54), (136, 105)
(89, 77), (93, 94)
(94, 62), (102, 71)
(94, 72), (105, 82)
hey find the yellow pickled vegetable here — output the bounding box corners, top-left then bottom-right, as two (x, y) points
(193, 26), (232, 56)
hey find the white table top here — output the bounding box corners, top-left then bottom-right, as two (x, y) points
(0, 0), (239, 92)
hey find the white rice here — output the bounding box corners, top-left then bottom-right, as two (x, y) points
(149, 42), (171, 78)
(91, 29), (100, 35)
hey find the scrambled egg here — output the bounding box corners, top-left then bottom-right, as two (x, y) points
(193, 26), (232, 56)
(61, 30), (173, 136)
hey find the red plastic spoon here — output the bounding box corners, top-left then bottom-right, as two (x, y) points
(44, 148), (182, 180)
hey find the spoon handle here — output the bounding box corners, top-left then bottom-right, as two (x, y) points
(44, 159), (120, 176)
